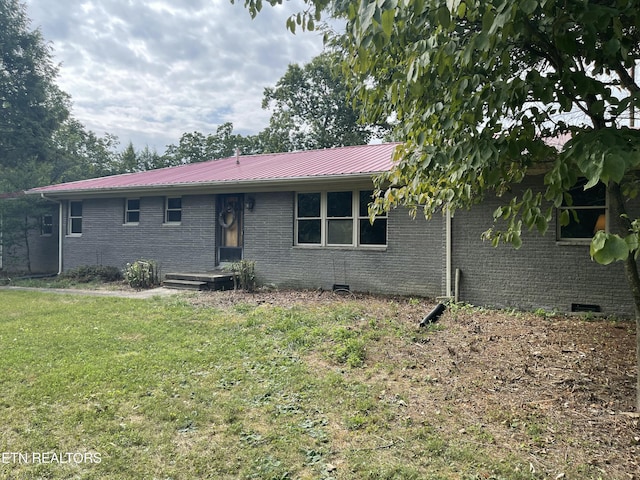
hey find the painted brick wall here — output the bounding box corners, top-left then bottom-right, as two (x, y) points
(243, 191), (445, 298)
(451, 175), (637, 316)
(1, 206), (59, 274)
(62, 195), (218, 274)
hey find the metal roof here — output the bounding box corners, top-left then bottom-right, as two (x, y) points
(28, 143), (400, 196)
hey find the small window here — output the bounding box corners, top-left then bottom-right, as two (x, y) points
(558, 179), (607, 241)
(125, 198), (140, 224)
(68, 201), (82, 235)
(326, 191), (353, 245)
(296, 193), (321, 244)
(41, 214), (53, 236)
(359, 190), (387, 245)
(165, 197), (182, 223)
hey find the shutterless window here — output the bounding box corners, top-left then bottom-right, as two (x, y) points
(296, 193), (321, 244)
(558, 179), (607, 241)
(68, 201), (82, 235)
(125, 198), (140, 224)
(359, 190), (387, 245)
(327, 191), (353, 245)
(295, 190), (387, 247)
(165, 197), (182, 223)
(41, 214), (53, 236)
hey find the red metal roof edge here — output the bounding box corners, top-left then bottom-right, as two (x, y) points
(27, 143), (401, 195)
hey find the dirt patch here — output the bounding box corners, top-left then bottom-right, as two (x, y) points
(187, 289), (639, 478)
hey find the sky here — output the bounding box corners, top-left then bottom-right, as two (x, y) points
(23, 0), (327, 153)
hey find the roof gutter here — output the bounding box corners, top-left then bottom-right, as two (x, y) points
(25, 171), (387, 199)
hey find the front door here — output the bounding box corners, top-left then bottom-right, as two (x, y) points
(217, 194), (243, 264)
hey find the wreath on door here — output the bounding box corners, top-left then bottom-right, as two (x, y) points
(218, 206), (236, 228)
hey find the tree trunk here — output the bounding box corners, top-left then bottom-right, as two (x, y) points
(608, 182), (640, 411)
(22, 214), (32, 274)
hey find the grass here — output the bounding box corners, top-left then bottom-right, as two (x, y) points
(0, 290), (611, 479)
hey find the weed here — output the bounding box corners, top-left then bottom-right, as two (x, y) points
(123, 259), (159, 289)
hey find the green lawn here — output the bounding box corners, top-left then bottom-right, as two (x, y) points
(0, 290), (627, 479)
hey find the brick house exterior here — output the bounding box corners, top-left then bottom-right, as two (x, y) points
(24, 143), (637, 316)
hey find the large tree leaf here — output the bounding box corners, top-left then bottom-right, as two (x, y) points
(590, 231), (630, 265)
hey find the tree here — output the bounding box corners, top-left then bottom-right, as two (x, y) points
(48, 118), (121, 181)
(261, 51), (386, 150)
(162, 123), (260, 164)
(242, 0), (640, 408)
(0, 0), (69, 170)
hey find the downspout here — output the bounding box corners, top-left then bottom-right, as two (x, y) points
(445, 206), (452, 298)
(41, 194), (63, 275)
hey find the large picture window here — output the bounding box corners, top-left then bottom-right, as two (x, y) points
(68, 201), (82, 235)
(557, 179), (607, 241)
(296, 190), (387, 247)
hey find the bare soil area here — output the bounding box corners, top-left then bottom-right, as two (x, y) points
(189, 289), (639, 479)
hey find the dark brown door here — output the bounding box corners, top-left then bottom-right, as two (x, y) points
(217, 194), (243, 263)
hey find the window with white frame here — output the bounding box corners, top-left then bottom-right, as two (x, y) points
(125, 198), (140, 224)
(68, 201), (82, 235)
(557, 179), (607, 241)
(165, 197), (182, 223)
(295, 190), (387, 247)
(41, 214), (53, 236)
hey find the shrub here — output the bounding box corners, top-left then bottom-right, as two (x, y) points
(230, 260), (256, 292)
(124, 260), (159, 289)
(62, 265), (123, 283)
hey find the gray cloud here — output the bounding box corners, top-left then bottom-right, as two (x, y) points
(24, 0), (326, 152)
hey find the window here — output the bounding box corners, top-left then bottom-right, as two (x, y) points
(296, 193), (321, 244)
(327, 191), (353, 245)
(557, 179), (607, 241)
(165, 197), (182, 223)
(295, 190), (387, 247)
(41, 214), (53, 236)
(359, 191), (387, 245)
(68, 201), (82, 235)
(125, 198), (140, 224)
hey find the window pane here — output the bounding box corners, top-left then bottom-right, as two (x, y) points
(127, 211), (140, 223)
(327, 219), (353, 244)
(70, 201), (82, 217)
(360, 218), (387, 245)
(127, 199), (140, 210)
(327, 192), (352, 217)
(297, 219), (321, 244)
(70, 218), (82, 234)
(41, 215), (53, 235)
(560, 208), (605, 239)
(359, 190), (374, 217)
(167, 210), (182, 223)
(297, 193), (320, 217)
(564, 179), (606, 207)
(167, 197), (181, 209)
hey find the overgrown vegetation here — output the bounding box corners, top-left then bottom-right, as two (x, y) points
(123, 259), (159, 289)
(61, 264), (123, 283)
(0, 290), (635, 479)
(229, 259), (257, 292)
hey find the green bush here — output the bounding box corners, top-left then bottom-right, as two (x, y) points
(230, 260), (256, 292)
(124, 260), (159, 289)
(61, 265), (123, 283)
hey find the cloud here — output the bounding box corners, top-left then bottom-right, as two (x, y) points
(24, 0), (326, 152)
